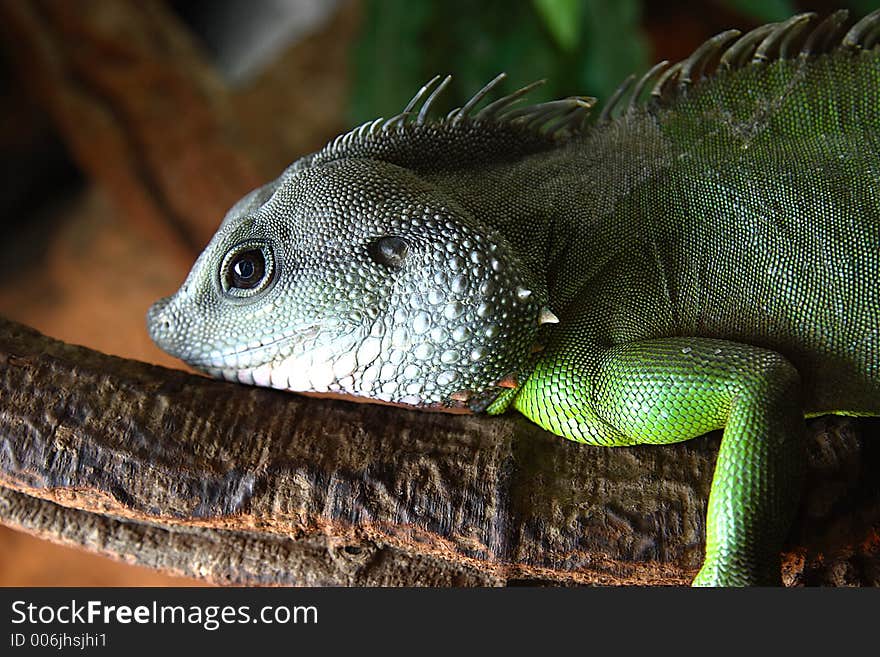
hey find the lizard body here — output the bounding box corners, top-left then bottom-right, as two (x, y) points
(148, 11), (880, 585)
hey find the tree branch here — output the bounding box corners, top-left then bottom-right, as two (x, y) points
(0, 318), (877, 585)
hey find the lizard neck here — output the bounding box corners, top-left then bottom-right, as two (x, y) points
(419, 145), (580, 312)
(419, 111), (671, 315)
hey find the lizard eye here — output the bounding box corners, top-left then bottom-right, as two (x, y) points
(220, 242), (275, 298)
(370, 236), (409, 268)
(230, 251), (264, 287)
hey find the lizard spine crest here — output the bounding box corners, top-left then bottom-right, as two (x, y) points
(599, 9), (880, 121)
(297, 74), (595, 171)
(298, 9), (879, 173)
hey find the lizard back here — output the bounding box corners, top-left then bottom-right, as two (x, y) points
(550, 43), (880, 415)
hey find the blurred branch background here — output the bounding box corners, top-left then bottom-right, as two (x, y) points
(0, 0), (871, 586)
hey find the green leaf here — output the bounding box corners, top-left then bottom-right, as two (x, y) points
(348, 0), (434, 125)
(441, 1), (559, 106)
(715, 0), (796, 23)
(531, 0), (583, 52)
(349, 0), (651, 126)
(579, 0), (649, 101)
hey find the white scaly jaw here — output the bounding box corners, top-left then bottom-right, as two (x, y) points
(203, 301), (561, 407)
(205, 331), (364, 394)
(206, 334), (414, 402)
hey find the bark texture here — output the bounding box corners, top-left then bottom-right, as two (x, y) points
(0, 318), (878, 586)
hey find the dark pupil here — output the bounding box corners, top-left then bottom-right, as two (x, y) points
(229, 250), (265, 289)
(371, 236), (409, 268)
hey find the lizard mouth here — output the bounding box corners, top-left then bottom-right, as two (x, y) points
(191, 320), (529, 412)
(188, 325), (322, 370)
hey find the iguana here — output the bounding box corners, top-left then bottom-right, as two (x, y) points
(146, 10), (880, 586)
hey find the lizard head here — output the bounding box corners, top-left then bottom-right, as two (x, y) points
(147, 156), (552, 411)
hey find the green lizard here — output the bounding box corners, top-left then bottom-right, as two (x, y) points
(147, 11), (880, 586)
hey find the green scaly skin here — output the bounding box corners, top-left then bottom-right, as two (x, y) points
(148, 11), (880, 586)
(500, 39), (880, 585)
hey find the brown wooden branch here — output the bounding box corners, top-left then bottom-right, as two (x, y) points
(0, 488), (497, 586)
(0, 317), (877, 586)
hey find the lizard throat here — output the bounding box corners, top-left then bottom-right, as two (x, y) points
(199, 336), (510, 411)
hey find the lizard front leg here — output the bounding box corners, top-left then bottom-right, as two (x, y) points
(512, 337), (807, 586)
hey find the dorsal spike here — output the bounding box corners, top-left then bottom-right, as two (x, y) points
(367, 117), (384, 136)
(456, 72), (507, 121)
(598, 74), (635, 123)
(628, 60), (670, 112)
(650, 61), (683, 101)
(718, 23), (777, 70)
(842, 8), (880, 50)
(778, 13), (817, 57)
(502, 98), (566, 122)
(476, 79), (547, 119)
(801, 10), (849, 55)
(382, 112), (412, 130)
(753, 13), (815, 63)
(417, 74), (452, 125)
(402, 75), (441, 114)
(503, 97), (595, 136)
(539, 102), (592, 137)
(680, 29), (740, 86)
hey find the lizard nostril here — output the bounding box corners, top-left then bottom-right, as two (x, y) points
(147, 298), (175, 338)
